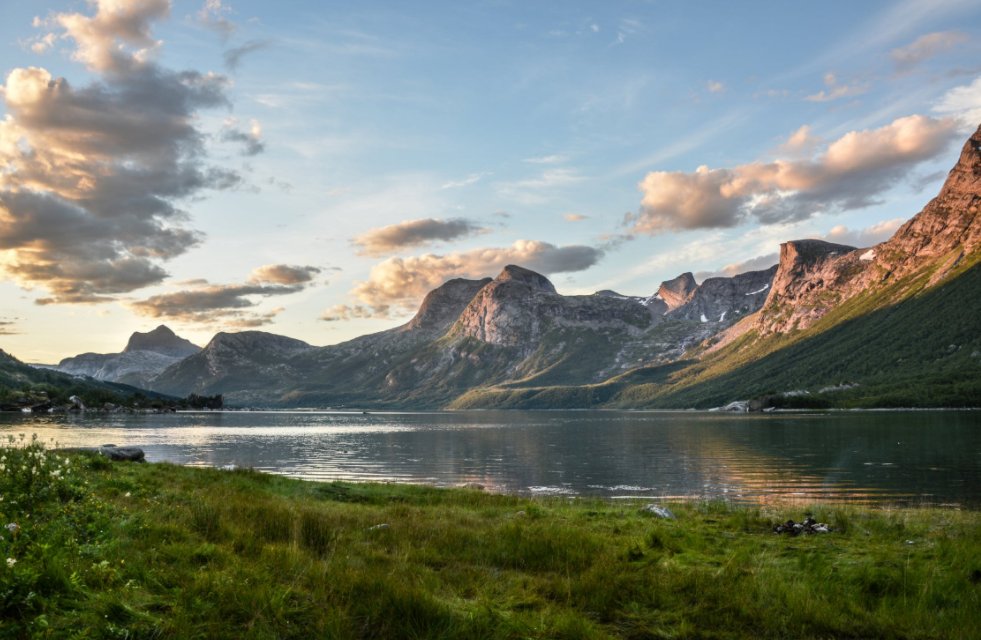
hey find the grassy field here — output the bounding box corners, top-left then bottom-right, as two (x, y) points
(2, 438), (980, 639)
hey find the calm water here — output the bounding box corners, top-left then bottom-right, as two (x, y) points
(2, 410), (979, 507)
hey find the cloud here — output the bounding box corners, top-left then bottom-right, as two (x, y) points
(332, 240), (604, 318)
(933, 75), (981, 127)
(695, 254), (779, 282)
(223, 39), (271, 71)
(198, 0), (235, 40)
(523, 154), (567, 165)
(440, 172), (489, 190)
(352, 218), (489, 257)
(220, 118), (265, 155)
(805, 72), (868, 102)
(706, 80), (725, 94)
(564, 213), (588, 222)
(778, 125), (822, 155)
(630, 114), (960, 235)
(822, 217), (905, 247)
(0, 1), (243, 304)
(249, 264), (321, 285)
(891, 31), (968, 72)
(320, 304), (386, 322)
(129, 271), (315, 325)
(496, 168), (584, 205)
(0, 318), (20, 336)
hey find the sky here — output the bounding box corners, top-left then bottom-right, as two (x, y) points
(1, 0), (980, 362)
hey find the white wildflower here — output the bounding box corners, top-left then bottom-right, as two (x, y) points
(6, 558), (15, 568)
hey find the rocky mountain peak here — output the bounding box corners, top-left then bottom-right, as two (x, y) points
(657, 272), (697, 310)
(752, 240), (858, 335)
(123, 325), (200, 358)
(875, 123), (981, 274)
(206, 331), (312, 354)
(778, 239), (857, 270)
(494, 265), (557, 293)
(404, 277), (492, 332)
(672, 266), (777, 323)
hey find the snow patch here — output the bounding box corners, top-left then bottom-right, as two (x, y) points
(700, 313), (708, 323)
(745, 284), (769, 296)
(859, 249), (875, 261)
(719, 311), (727, 322)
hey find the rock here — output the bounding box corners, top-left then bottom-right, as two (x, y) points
(640, 504), (675, 519)
(773, 516), (832, 535)
(671, 266), (777, 323)
(69, 395), (85, 411)
(713, 401), (749, 413)
(656, 272), (698, 310)
(58, 445), (146, 462)
(367, 523), (390, 531)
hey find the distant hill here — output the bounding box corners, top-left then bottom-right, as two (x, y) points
(0, 348), (174, 411)
(53, 325), (200, 388)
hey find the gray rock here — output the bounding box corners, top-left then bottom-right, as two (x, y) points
(640, 504), (675, 519)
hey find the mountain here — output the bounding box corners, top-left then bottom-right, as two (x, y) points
(148, 263), (778, 407)
(0, 348), (173, 411)
(53, 325), (200, 388)
(50, 126), (981, 410)
(455, 123), (981, 409)
(123, 325), (200, 358)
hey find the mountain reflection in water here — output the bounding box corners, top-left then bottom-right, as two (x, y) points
(2, 410), (978, 507)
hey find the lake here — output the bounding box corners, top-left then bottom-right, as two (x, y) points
(2, 410), (979, 507)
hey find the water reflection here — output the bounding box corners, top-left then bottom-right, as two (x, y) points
(2, 410), (978, 507)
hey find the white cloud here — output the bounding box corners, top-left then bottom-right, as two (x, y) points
(805, 72), (868, 103)
(440, 172), (489, 190)
(496, 168), (584, 205)
(706, 80), (725, 94)
(630, 115), (960, 234)
(891, 31), (968, 72)
(933, 75), (981, 127)
(333, 240), (604, 318)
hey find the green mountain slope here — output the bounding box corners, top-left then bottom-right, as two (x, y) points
(0, 349), (174, 409)
(451, 260), (981, 409)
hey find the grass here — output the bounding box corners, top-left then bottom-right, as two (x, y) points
(2, 440), (980, 639)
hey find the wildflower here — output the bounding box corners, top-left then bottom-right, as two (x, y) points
(6, 558), (15, 568)
(6, 523), (19, 534)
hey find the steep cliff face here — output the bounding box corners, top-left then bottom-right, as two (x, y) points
(672, 266), (777, 323)
(656, 272), (697, 310)
(870, 123), (981, 281)
(403, 277), (492, 333)
(755, 240), (860, 335)
(453, 265), (651, 347)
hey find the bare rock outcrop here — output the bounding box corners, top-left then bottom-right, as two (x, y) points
(656, 272), (697, 310)
(453, 265), (651, 347)
(673, 266), (777, 324)
(403, 277), (491, 334)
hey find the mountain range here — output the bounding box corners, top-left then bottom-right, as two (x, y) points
(19, 124), (981, 410)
